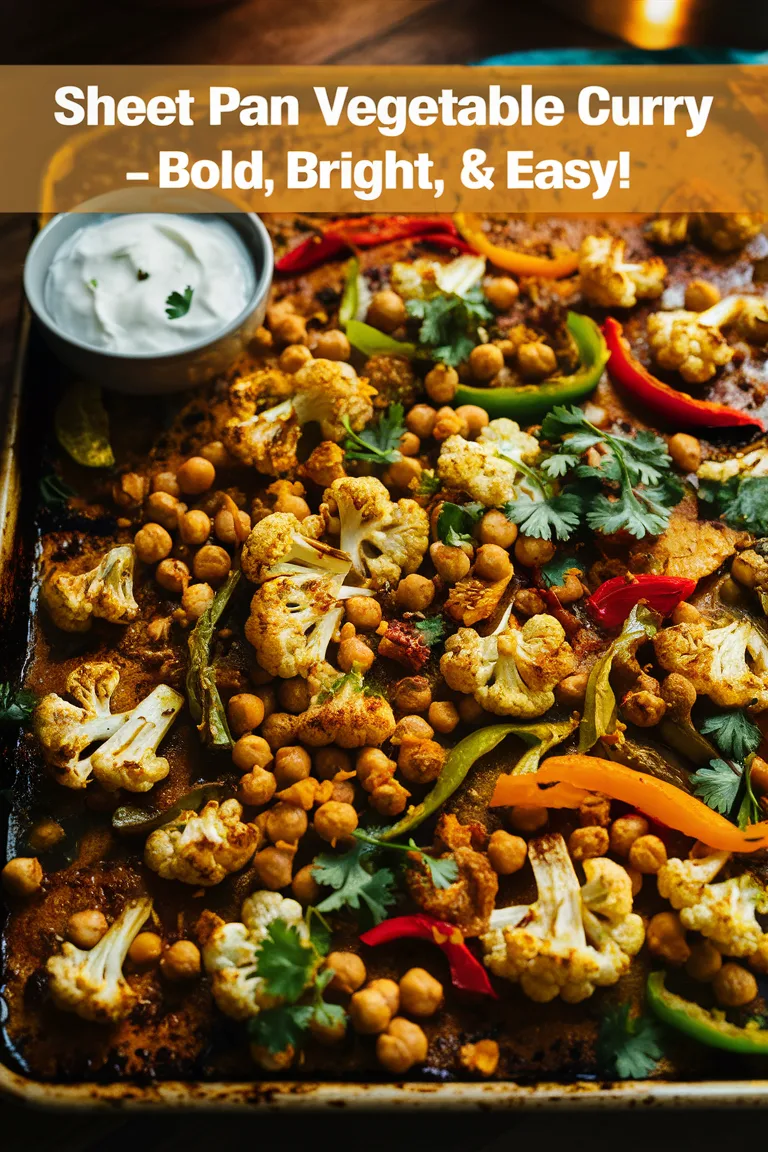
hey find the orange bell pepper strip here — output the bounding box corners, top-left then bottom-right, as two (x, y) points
(453, 212), (579, 279)
(490, 754), (768, 853)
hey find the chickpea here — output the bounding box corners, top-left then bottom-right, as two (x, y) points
(474, 543), (513, 583)
(112, 471), (148, 509)
(399, 431), (421, 458)
(507, 806), (548, 833)
(28, 818), (65, 853)
(272, 489), (310, 520)
(399, 968), (443, 1018)
(484, 276), (520, 311)
(578, 794), (611, 828)
(326, 951), (367, 996)
(424, 363), (458, 404)
(178, 509), (211, 546)
(272, 313), (307, 347)
(628, 868), (643, 897)
(749, 937), (768, 974)
(667, 432), (701, 474)
(432, 407), (465, 442)
(475, 512), (516, 552)
(686, 940), (723, 983)
(629, 834), (668, 874)
(314, 801), (358, 846)
(428, 700), (460, 734)
(554, 672), (589, 708)
(146, 490), (182, 532)
(451, 404), (487, 441)
(1, 856), (43, 897)
(367, 977), (400, 1016)
(181, 582), (215, 621)
(514, 534), (556, 567)
(239, 767), (277, 808)
(392, 676), (432, 715)
(251, 1043), (295, 1072)
(279, 343), (313, 373)
(430, 542), (471, 585)
(647, 911), (690, 965)
(227, 693), (266, 737)
(177, 457), (216, 497)
(684, 278), (720, 312)
(392, 715), (434, 744)
(487, 830), (527, 875)
(316, 746), (353, 781)
(609, 814), (650, 857)
(134, 522), (173, 565)
(232, 733), (274, 772)
(568, 825), (610, 861)
(713, 963), (758, 1008)
(273, 678), (307, 716)
(382, 456), (422, 489)
(338, 635), (375, 674)
(200, 441), (231, 469)
(370, 779), (410, 817)
(66, 909), (108, 949)
(152, 470), (181, 498)
(406, 404), (438, 439)
(292, 863), (323, 906)
(192, 544), (231, 585)
(356, 746), (395, 787)
(253, 844), (295, 890)
(460, 1039), (500, 1077)
(550, 571), (584, 605)
(161, 940), (201, 981)
(273, 745), (312, 789)
(345, 596), (382, 632)
(314, 329), (351, 361)
(398, 739), (446, 785)
(155, 558), (190, 595)
(366, 289), (406, 333)
(469, 343), (504, 382)
(750, 755), (768, 796)
(458, 695), (486, 724)
(621, 689), (667, 728)
(349, 987), (393, 1035)
(517, 341), (557, 381)
(128, 931), (163, 967)
(266, 802), (308, 845)
(376, 1017), (428, 1074)
(330, 778), (356, 805)
(395, 573), (435, 612)
(311, 1012), (348, 1046)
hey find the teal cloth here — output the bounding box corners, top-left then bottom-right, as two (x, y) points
(478, 48), (768, 65)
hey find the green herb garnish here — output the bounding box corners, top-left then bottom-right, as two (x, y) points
(0, 684), (36, 725)
(353, 829), (459, 890)
(137, 269), (149, 281)
(414, 616), (447, 647)
(406, 287), (492, 367)
(38, 472), (76, 509)
(597, 1004), (664, 1080)
(165, 285), (194, 319)
(436, 500), (484, 546)
(412, 469), (441, 498)
(313, 838), (396, 926)
(343, 403), (405, 465)
(699, 475), (768, 536)
(700, 710), (762, 763)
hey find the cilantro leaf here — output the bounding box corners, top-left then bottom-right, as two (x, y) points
(437, 501), (484, 545)
(314, 839), (396, 925)
(407, 842), (458, 889)
(0, 684), (36, 726)
(414, 616), (447, 647)
(701, 711), (762, 763)
(705, 475), (768, 535)
(691, 759), (742, 815)
(343, 403), (405, 465)
(312, 997), (346, 1033)
(540, 554), (584, 589)
(502, 490), (582, 542)
(413, 469), (441, 497)
(137, 269), (149, 281)
(407, 286), (492, 367)
(256, 920), (318, 1001)
(249, 1004), (315, 1054)
(597, 1004), (664, 1080)
(165, 285), (194, 320)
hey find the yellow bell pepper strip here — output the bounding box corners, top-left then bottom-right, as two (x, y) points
(490, 754), (768, 853)
(453, 312), (608, 422)
(454, 212), (579, 278)
(647, 971), (768, 1053)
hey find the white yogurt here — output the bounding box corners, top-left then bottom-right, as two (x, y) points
(44, 214), (254, 355)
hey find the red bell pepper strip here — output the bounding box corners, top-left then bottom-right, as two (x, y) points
(326, 215), (458, 245)
(414, 232), (475, 254)
(275, 232), (350, 274)
(360, 914), (497, 998)
(603, 316), (765, 431)
(587, 573), (697, 629)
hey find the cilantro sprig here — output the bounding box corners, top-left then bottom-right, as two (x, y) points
(0, 684), (36, 726)
(343, 403), (405, 465)
(414, 616), (447, 647)
(314, 837), (397, 926)
(165, 285), (194, 320)
(353, 829), (459, 890)
(699, 474), (768, 536)
(413, 469), (441, 498)
(436, 500), (484, 546)
(406, 286), (492, 367)
(596, 1004), (664, 1080)
(691, 708), (763, 827)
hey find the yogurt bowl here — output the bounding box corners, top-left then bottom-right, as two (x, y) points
(24, 189), (273, 395)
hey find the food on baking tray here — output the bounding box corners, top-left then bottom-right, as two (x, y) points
(4, 210), (768, 1086)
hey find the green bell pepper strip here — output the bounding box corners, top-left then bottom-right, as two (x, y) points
(338, 257), (360, 328)
(379, 716), (577, 843)
(453, 312), (609, 422)
(186, 569), (241, 749)
(647, 971), (768, 1053)
(346, 319), (417, 360)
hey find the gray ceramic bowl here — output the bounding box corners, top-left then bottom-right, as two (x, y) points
(23, 189), (273, 394)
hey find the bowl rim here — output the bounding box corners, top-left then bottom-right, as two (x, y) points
(23, 202), (273, 363)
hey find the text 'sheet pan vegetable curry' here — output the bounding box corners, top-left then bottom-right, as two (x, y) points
(5, 208), (768, 1090)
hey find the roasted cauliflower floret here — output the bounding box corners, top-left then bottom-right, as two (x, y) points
(41, 545), (139, 633)
(730, 538), (768, 614)
(654, 617), (768, 711)
(697, 212), (765, 253)
(406, 815), (498, 937)
(580, 858), (646, 958)
(34, 663), (130, 789)
(296, 669), (396, 748)
(202, 891), (310, 1021)
(657, 853), (768, 957)
(480, 835), (639, 1003)
(325, 476), (429, 588)
(246, 573), (345, 680)
(440, 609), (576, 719)
(89, 683), (185, 792)
(645, 214), (691, 247)
(144, 799), (262, 887)
(242, 511), (351, 584)
(698, 447), (768, 486)
(647, 295), (768, 386)
(46, 898), (152, 1023)
(437, 423), (540, 509)
(578, 235), (666, 308)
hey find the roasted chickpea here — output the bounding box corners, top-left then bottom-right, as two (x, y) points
(453, 405), (489, 441)
(66, 909), (107, 949)
(266, 802), (308, 845)
(399, 430), (421, 457)
(316, 746), (353, 781)
(460, 1039), (500, 1077)
(349, 987), (393, 1034)
(1, 856), (43, 898)
(514, 588), (546, 617)
(578, 795), (611, 828)
(177, 456), (216, 496)
(382, 456), (422, 489)
(275, 677), (309, 715)
(253, 844), (295, 890)
(487, 830), (527, 875)
(609, 814), (650, 857)
(406, 404), (437, 439)
(367, 978), (400, 1016)
(28, 818), (65, 853)
(232, 733), (274, 772)
(399, 968), (443, 1017)
(192, 544), (231, 585)
(473, 543), (512, 583)
(146, 490), (182, 531)
(251, 1043), (295, 1072)
(667, 432), (701, 474)
(344, 596), (382, 631)
(517, 341), (557, 380)
(314, 801), (358, 845)
(398, 738), (446, 785)
(338, 636), (375, 674)
(330, 778), (356, 805)
(392, 715), (434, 744)
(370, 779), (410, 817)
(395, 573), (435, 612)
(227, 693), (265, 737)
(484, 276), (520, 311)
(239, 767), (277, 808)
(367, 289), (406, 333)
(214, 507), (252, 546)
(749, 755), (768, 796)
(458, 695), (486, 724)
(647, 911), (690, 965)
(272, 313), (307, 346)
(155, 558), (189, 595)
(554, 672), (589, 708)
(134, 522), (173, 564)
(392, 676), (432, 715)
(621, 689), (667, 728)
(161, 940), (201, 981)
(431, 406), (465, 442)
(469, 343), (504, 382)
(356, 746), (395, 788)
(430, 542), (472, 584)
(568, 825), (610, 861)
(292, 863), (323, 906)
(326, 951), (367, 995)
(178, 509), (211, 546)
(128, 931), (163, 967)
(376, 1017), (428, 1074)
(272, 487), (310, 519)
(279, 343), (313, 373)
(514, 534), (556, 567)
(310, 1012), (348, 1046)
(507, 806), (548, 833)
(475, 510), (516, 550)
(424, 364), (458, 404)
(152, 470), (181, 498)
(273, 745), (312, 789)
(200, 440), (231, 469)
(684, 278), (720, 312)
(428, 700), (460, 734)
(713, 963), (758, 1008)
(112, 471), (148, 509)
(686, 940), (723, 983)
(314, 329), (351, 360)
(181, 582), (215, 621)
(629, 834), (667, 874)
